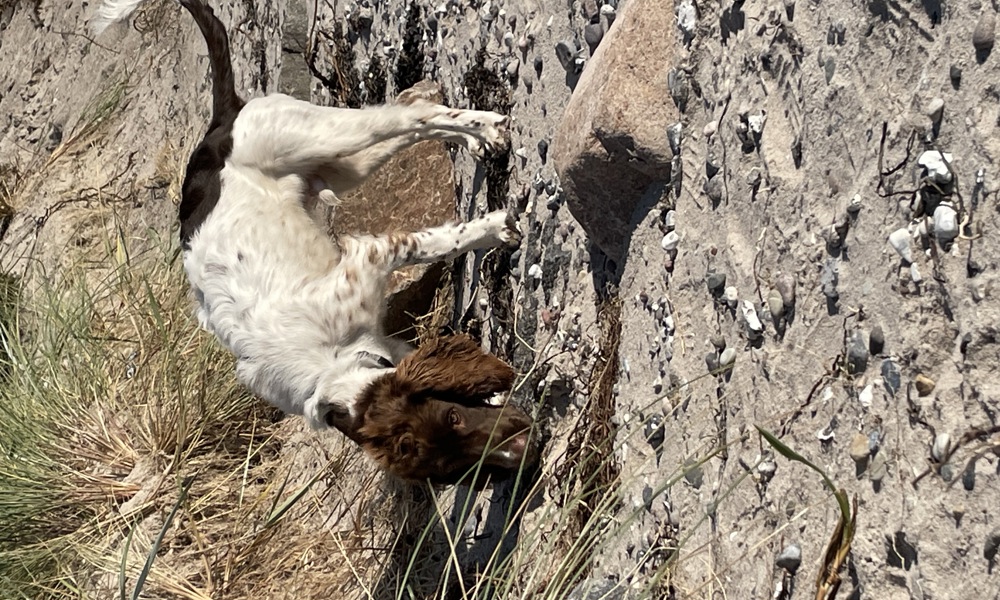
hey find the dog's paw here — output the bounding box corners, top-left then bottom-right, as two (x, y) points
(498, 211), (522, 248)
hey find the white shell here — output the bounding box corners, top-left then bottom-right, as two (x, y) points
(931, 432), (952, 462)
(741, 300), (763, 332)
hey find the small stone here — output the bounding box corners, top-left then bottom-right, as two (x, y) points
(706, 271), (727, 294)
(933, 203), (959, 244)
(704, 175), (726, 204)
(950, 64), (962, 86)
(925, 97), (945, 122)
(931, 432), (951, 462)
(914, 374), (936, 396)
(583, 23), (604, 54)
(723, 286), (739, 307)
(881, 359), (901, 395)
(821, 260), (839, 299)
(705, 351), (720, 373)
(710, 334), (727, 351)
(847, 193), (863, 215)
(849, 432), (870, 463)
(918, 150), (954, 184)
(757, 459), (776, 482)
(910, 262), (922, 284)
(600, 3), (616, 27)
(703, 120), (718, 138)
(888, 228), (913, 262)
(740, 300), (763, 334)
(667, 123), (683, 156)
(527, 263), (543, 280)
(537, 139), (549, 163)
(776, 273), (796, 307)
(554, 40), (578, 72)
(533, 55), (543, 77)
(676, 0), (697, 41)
(869, 325), (885, 355)
(858, 384), (874, 408)
(683, 459), (703, 488)
(719, 347), (736, 368)
(776, 543), (802, 573)
(869, 452), (888, 483)
(505, 58), (520, 79)
(985, 529), (1000, 562)
(767, 289), (785, 320)
(660, 232), (679, 252)
(847, 331), (869, 375)
(667, 69), (690, 112)
(973, 11), (996, 53)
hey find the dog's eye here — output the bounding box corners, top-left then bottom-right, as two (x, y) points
(448, 408), (462, 427)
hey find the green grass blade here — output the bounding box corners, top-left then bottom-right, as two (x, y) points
(131, 475), (195, 600)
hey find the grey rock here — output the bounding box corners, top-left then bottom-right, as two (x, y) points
(584, 23), (604, 54)
(533, 55), (543, 77)
(704, 174), (726, 204)
(985, 529), (1000, 562)
(821, 260), (839, 299)
(869, 452), (888, 483)
(869, 325), (885, 355)
(667, 122), (683, 156)
(706, 271), (727, 294)
(667, 68), (690, 112)
(537, 139), (549, 163)
(973, 11), (996, 53)
(776, 543), (802, 572)
(555, 40), (578, 72)
(950, 64), (962, 86)
(849, 432), (870, 463)
(705, 149), (721, 178)
(847, 331), (869, 374)
(705, 351), (720, 373)
(776, 273), (796, 307)
(719, 347), (736, 369)
(932, 433), (951, 463)
(683, 458), (704, 488)
(567, 578), (628, 600)
(710, 334), (726, 351)
(881, 359), (901, 395)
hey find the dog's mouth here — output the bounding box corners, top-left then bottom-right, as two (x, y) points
(483, 429), (535, 469)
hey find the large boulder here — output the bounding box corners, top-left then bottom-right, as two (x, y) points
(553, 0), (676, 261)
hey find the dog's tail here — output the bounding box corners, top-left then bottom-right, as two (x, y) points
(90, 0), (242, 120)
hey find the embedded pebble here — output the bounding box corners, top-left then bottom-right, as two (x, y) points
(506, 58), (520, 80)
(600, 3), (616, 26)
(667, 123), (683, 156)
(723, 286), (739, 307)
(660, 232), (680, 252)
(881, 359), (901, 395)
(740, 300), (763, 334)
(667, 69), (690, 112)
(706, 271), (727, 294)
(704, 175), (726, 204)
(847, 193), (862, 215)
(820, 260), (839, 299)
(705, 351), (720, 373)
(914, 374), (936, 396)
(847, 331), (869, 374)
(931, 433), (952, 462)
(767, 289), (785, 320)
(869, 452), (888, 483)
(705, 149), (721, 178)
(973, 11), (996, 53)
(710, 334), (727, 351)
(985, 529), (1000, 562)
(583, 23), (604, 53)
(869, 325), (885, 355)
(950, 64), (962, 86)
(676, 0), (697, 41)
(917, 150), (954, 184)
(776, 273), (796, 307)
(537, 139), (549, 162)
(888, 228), (913, 262)
(527, 263), (543, 280)
(555, 41), (576, 71)
(849, 432), (870, 463)
(858, 384), (874, 408)
(910, 263), (922, 284)
(925, 97), (945, 122)
(533, 55), (544, 77)
(933, 203), (959, 244)
(683, 459), (704, 488)
(703, 120), (718, 138)
(776, 543), (802, 573)
(757, 459), (776, 482)
(719, 347), (737, 368)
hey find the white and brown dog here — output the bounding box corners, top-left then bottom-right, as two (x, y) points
(92, 0), (535, 485)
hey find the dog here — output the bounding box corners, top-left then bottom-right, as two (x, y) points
(91, 0), (536, 485)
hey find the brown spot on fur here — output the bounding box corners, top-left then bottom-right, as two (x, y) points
(344, 267), (358, 285)
(349, 334), (536, 485)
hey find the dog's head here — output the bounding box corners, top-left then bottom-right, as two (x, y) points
(348, 335), (536, 485)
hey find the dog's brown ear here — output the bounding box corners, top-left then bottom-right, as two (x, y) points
(394, 334), (515, 403)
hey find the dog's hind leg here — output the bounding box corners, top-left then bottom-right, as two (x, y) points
(230, 94), (509, 177)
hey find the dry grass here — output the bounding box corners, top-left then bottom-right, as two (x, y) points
(0, 204), (754, 600)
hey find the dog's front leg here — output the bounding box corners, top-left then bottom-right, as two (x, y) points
(345, 211), (522, 271)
